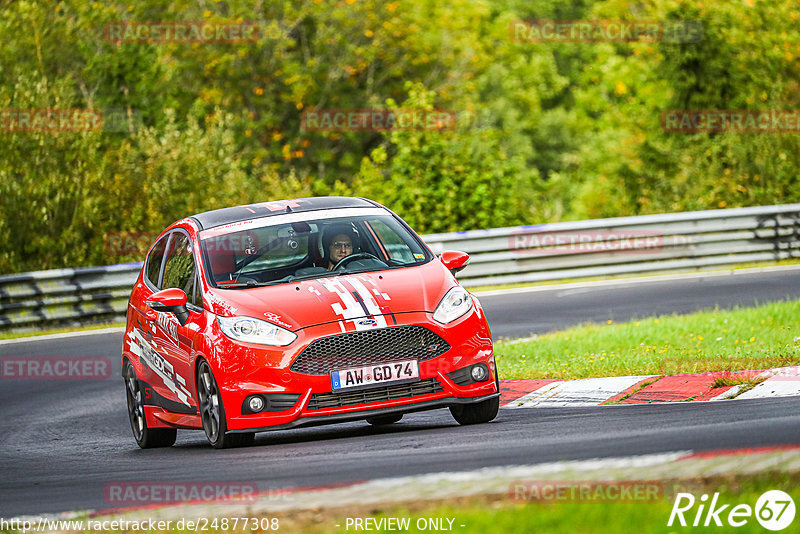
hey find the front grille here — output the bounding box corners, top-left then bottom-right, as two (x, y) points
(306, 378), (444, 410)
(291, 325), (450, 375)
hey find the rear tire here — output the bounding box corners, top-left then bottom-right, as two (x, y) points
(197, 360), (255, 449)
(450, 396), (499, 425)
(124, 361), (177, 448)
(366, 414), (403, 426)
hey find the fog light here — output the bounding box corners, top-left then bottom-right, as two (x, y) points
(470, 364), (489, 382)
(248, 396), (265, 412)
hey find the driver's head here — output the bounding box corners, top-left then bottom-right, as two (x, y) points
(322, 224), (359, 268)
(328, 233), (353, 265)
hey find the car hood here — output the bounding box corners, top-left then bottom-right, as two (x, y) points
(204, 261), (455, 331)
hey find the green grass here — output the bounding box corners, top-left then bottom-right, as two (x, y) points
(710, 375), (766, 389)
(495, 299), (800, 380)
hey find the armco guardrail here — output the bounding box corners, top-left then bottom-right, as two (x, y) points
(0, 263), (142, 330)
(425, 203), (800, 287)
(1, 204), (799, 330)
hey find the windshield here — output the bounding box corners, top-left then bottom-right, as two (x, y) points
(199, 213), (430, 287)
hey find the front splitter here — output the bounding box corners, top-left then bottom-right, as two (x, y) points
(228, 393), (500, 434)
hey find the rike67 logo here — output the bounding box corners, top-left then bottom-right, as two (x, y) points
(668, 490), (795, 531)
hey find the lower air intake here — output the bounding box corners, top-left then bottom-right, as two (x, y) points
(306, 378), (444, 410)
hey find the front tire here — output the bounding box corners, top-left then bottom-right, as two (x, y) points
(197, 360), (254, 449)
(124, 361), (177, 448)
(450, 396), (499, 425)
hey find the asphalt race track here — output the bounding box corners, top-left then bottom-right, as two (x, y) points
(2, 268), (799, 517)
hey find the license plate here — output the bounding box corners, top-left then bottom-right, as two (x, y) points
(331, 360), (419, 391)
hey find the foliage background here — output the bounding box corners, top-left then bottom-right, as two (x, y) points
(1, 0), (798, 273)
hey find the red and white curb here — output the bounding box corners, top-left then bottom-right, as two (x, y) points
(499, 366), (800, 408)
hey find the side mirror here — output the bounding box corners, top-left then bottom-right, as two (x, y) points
(146, 288), (190, 326)
(439, 250), (470, 275)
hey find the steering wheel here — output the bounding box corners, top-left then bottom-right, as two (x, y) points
(332, 252), (381, 271)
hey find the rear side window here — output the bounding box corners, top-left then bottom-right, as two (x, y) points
(162, 233), (196, 297)
(145, 234), (170, 288)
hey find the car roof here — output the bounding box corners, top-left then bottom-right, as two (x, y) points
(188, 196), (380, 230)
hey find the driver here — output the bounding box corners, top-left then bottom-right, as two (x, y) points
(322, 225), (359, 270)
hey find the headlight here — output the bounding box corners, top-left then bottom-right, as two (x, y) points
(217, 316), (297, 346)
(433, 287), (473, 324)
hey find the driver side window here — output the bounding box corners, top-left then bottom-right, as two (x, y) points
(162, 233), (197, 304)
(145, 234), (170, 289)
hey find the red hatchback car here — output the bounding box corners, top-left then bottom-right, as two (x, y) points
(122, 197), (499, 448)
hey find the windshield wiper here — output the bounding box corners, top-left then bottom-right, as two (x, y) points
(218, 268), (375, 289)
(216, 280), (261, 289)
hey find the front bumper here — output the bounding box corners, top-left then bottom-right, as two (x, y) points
(228, 393), (500, 433)
(212, 310), (497, 432)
